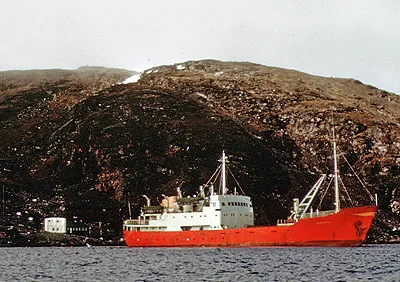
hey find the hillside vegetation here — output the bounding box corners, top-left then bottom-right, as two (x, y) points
(0, 61), (399, 244)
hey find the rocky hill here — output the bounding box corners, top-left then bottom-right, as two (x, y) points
(0, 61), (399, 244)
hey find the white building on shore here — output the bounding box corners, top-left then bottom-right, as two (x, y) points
(44, 217), (67, 233)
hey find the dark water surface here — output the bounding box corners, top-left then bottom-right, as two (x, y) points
(0, 244), (398, 281)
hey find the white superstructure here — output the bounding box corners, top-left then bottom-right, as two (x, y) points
(124, 151), (254, 232)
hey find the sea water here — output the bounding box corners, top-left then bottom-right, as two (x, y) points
(0, 244), (398, 281)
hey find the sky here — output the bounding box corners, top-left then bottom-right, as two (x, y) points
(1, 0), (399, 94)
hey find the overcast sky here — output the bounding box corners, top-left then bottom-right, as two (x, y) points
(1, 0), (399, 94)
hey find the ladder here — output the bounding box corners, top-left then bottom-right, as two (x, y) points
(298, 174), (326, 218)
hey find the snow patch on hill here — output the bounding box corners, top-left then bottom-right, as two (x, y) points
(122, 73), (142, 84)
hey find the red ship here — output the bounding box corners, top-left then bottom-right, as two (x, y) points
(124, 133), (377, 247)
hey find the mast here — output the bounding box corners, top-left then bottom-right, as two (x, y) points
(220, 151), (227, 195)
(332, 122), (340, 212)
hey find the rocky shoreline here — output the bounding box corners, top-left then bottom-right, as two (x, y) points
(0, 230), (123, 247)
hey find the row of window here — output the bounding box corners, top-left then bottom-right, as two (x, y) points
(69, 227), (89, 232)
(222, 202), (252, 207)
(47, 219), (62, 223)
(173, 215), (208, 219)
(222, 213), (251, 217)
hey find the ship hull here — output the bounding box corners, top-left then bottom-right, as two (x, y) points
(124, 206), (377, 247)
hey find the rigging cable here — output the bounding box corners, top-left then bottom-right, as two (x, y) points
(338, 148), (375, 202)
(338, 175), (355, 207)
(228, 167), (246, 195)
(317, 176), (334, 211)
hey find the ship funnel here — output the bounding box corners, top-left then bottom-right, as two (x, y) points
(162, 194), (169, 213)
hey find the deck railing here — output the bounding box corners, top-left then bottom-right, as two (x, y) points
(301, 209), (336, 219)
(277, 209), (337, 225)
